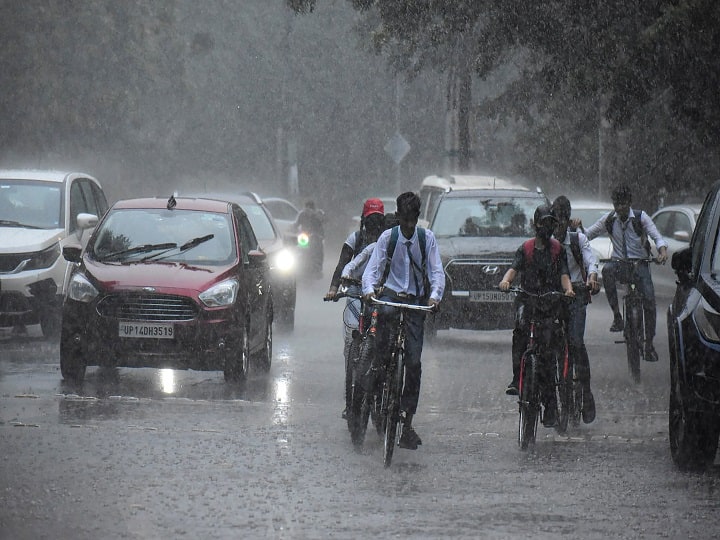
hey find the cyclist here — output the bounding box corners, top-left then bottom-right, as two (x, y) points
(341, 213), (399, 280)
(499, 204), (575, 427)
(294, 200), (327, 277)
(325, 198), (385, 419)
(551, 195), (600, 423)
(581, 185), (668, 362)
(362, 192), (445, 450)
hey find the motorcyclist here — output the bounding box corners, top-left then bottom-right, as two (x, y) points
(580, 185), (668, 362)
(551, 195), (600, 423)
(325, 198), (386, 419)
(362, 192), (445, 450)
(294, 200), (326, 277)
(499, 204), (575, 427)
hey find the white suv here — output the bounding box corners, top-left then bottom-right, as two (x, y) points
(0, 170), (108, 338)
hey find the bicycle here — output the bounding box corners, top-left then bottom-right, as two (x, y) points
(503, 286), (570, 449)
(564, 282), (592, 429)
(361, 297), (434, 467)
(324, 277), (364, 437)
(599, 257), (659, 384)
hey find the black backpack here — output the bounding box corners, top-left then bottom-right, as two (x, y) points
(604, 209), (651, 255)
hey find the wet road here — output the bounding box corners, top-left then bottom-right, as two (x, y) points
(1, 276), (719, 539)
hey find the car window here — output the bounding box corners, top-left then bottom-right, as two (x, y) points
(0, 180), (62, 229)
(695, 191), (717, 273)
(234, 210), (259, 264)
(78, 179), (100, 218)
(673, 212), (692, 235)
(240, 204), (276, 242)
(431, 196), (536, 237)
(652, 211), (673, 237)
(264, 200), (298, 221)
(92, 208), (235, 265)
(91, 182), (109, 216)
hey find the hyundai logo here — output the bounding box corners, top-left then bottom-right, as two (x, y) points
(483, 265), (499, 275)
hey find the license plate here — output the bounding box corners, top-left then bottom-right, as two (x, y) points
(118, 322), (174, 339)
(469, 290), (512, 303)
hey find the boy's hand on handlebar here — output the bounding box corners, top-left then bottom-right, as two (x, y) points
(587, 273), (600, 294)
(427, 298), (440, 312)
(499, 280), (511, 292)
(564, 288), (576, 297)
(324, 286), (338, 301)
(362, 292), (375, 304)
(656, 246), (668, 264)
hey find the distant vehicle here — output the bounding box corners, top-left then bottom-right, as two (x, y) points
(0, 169), (108, 338)
(667, 183), (720, 470)
(419, 174), (536, 227)
(425, 184), (549, 336)
(262, 197), (300, 240)
(651, 204), (701, 299)
(59, 196), (273, 383)
(179, 191), (297, 329)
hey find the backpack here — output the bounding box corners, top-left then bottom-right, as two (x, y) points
(604, 209), (651, 255)
(522, 237), (563, 266)
(567, 231), (586, 281)
(379, 226), (428, 298)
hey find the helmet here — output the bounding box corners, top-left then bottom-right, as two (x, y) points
(362, 198), (385, 218)
(533, 204), (556, 227)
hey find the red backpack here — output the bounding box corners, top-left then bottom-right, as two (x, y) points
(522, 238), (563, 266)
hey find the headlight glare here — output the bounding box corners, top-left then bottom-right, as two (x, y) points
(199, 278), (239, 307)
(274, 249), (295, 272)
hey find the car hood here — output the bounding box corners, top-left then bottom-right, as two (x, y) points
(83, 258), (236, 294)
(437, 236), (518, 259)
(0, 226), (64, 253)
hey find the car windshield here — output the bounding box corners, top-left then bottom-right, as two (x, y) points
(573, 207), (612, 227)
(240, 204), (276, 242)
(92, 208), (235, 264)
(431, 197), (538, 237)
(0, 180), (63, 229)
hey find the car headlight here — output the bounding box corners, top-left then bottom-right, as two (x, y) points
(273, 248), (295, 273)
(693, 297), (720, 343)
(22, 242), (61, 271)
(68, 273), (99, 303)
(199, 278), (239, 307)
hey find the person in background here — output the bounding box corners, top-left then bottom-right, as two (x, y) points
(552, 195), (600, 424)
(294, 199), (327, 276)
(362, 192), (445, 450)
(580, 185), (668, 362)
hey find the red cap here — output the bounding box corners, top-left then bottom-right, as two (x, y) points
(362, 198), (385, 217)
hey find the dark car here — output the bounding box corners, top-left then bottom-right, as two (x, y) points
(59, 196), (272, 383)
(667, 182), (720, 470)
(425, 185), (549, 336)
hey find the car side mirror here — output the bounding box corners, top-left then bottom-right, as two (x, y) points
(247, 249), (268, 268)
(77, 213), (98, 230)
(62, 245), (82, 264)
(672, 230), (690, 243)
(671, 246), (692, 283)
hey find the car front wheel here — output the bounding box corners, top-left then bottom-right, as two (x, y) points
(224, 327), (250, 382)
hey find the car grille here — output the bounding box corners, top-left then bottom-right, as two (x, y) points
(446, 258), (512, 291)
(97, 294), (198, 322)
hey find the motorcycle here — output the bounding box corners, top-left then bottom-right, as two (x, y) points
(295, 229), (324, 279)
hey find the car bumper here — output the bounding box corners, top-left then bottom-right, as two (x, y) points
(62, 297), (243, 370)
(0, 277), (61, 327)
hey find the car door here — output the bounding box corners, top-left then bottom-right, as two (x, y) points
(234, 207), (268, 350)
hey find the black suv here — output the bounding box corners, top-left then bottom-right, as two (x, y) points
(667, 180), (720, 470)
(424, 185), (549, 336)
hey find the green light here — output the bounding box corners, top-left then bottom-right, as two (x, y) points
(297, 232), (310, 247)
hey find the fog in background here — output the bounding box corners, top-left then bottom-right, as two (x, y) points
(1, 1), (718, 220)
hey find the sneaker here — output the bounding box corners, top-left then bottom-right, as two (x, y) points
(399, 426), (422, 449)
(505, 379), (519, 396)
(582, 388), (596, 424)
(610, 314), (624, 332)
(645, 343), (659, 362)
(542, 404), (557, 427)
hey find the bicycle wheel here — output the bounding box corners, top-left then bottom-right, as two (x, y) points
(625, 297), (642, 384)
(383, 348), (403, 467)
(554, 345), (570, 434)
(518, 353), (539, 450)
(345, 336), (361, 432)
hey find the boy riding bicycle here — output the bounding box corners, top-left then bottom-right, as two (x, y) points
(362, 192), (445, 450)
(499, 204), (575, 427)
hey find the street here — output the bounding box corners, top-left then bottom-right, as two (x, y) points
(1, 267), (718, 539)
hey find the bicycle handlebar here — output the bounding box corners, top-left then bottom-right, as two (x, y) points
(369, 298), (436, 312)
(498, 286), (569, 299)
(598, 257), (662, 264)
(323, 277), (363, 302)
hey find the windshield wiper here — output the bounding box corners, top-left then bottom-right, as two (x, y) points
(100, 242), (177, 261)
(140, 234), (215, 262)
(0, 219), (43, 229)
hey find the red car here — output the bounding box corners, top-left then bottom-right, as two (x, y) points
(59, 196), (272, 383)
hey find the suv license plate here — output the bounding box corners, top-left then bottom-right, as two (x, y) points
(469, 291), (512, 303)
(119, 322), (174, 339)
